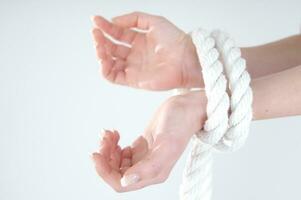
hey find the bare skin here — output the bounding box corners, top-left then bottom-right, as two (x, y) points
(242, 35), (301, 78)
(252, 65), (301, 120)
(91, 12), (301, 90)
(91, 12), (301, 192)
(93, 91), (207, 192)
(91, 12), (202, 90)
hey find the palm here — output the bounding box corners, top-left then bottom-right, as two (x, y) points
(125, 21), (188, 90)
(92, 119), (188, 192)
(92, 14), (197, 90)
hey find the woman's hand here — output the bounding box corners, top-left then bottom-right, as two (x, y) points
(92, 91), (207, 192)
(91, 12), (203, 90)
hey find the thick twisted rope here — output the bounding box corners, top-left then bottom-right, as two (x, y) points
(179, 28), (253, 200)
(211, 30), (253, 152)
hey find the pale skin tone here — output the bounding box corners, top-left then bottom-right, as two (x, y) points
(93, 91), (207, 192)
(91, 12), (301, 192)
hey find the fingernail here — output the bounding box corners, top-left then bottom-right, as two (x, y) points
(120, 174), (140, 187)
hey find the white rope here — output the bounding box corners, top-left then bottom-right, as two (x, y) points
(179, 28), (253, 200)
(211, 30), (253, 152)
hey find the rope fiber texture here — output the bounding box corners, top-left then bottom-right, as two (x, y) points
(179, 28), (253, 200)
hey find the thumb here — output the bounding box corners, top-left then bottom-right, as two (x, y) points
(120, 138), (181, 190)
(112, 11), (158, 30)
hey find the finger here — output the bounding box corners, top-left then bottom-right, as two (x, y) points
(99, 129), (111, 146)
(113, 69), (127, 86)
(112, 130), (120, 145)
(93, 152), (111, 175)
(121, 146), (132, 159)
(99, 138), (111, 159)
(112, 11), (157, 30)
(105, 130), (117, 154)
(92, 28), (108, 60)
(92, 16), (137, 44)
(99, 130), (115, 158)
(103, 57), (125, 74)
(99, 56), (114, 78)
(120, 138), (180, 191)
(110, 145), (122, 171)
(99, 142), (110, 159)
(101, 130), (115, 145)
(118, 146), (132, 175)
(121, 158), (131, 168)
(101, 58), (127, 86)
(120, 158), (131, 175)
(120, 153), (163, 189)
(92, 28), (131, 60)
(93, 153), (125, 192)
(103, 130), (121, 170)
(131, 136), (149, 164)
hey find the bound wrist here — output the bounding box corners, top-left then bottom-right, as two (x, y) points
(183, 34), (204, 88)
(182, 91), (208, 135)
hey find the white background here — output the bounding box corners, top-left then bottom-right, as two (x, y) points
(0, 0), (300, 200)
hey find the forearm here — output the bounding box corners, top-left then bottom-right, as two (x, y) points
(242, 34), (301, 78)
(189, 35), (301, 88)
(252, 65), (301, 120)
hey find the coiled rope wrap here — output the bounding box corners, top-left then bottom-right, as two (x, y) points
(211, 30), (253, 151)
(179, 28), (253, 200)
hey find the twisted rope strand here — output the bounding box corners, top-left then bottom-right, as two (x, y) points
(179, 28), (253, 200)
(179, 28), (229, 200)
(211, 30), (253, 152)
